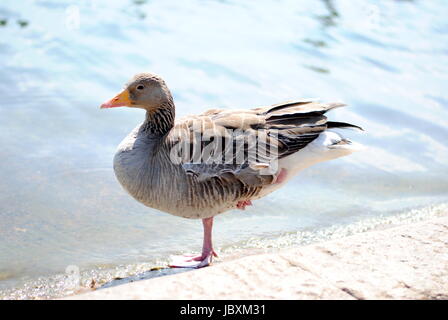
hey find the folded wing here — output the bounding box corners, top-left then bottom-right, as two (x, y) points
(167, 99), (361, 186)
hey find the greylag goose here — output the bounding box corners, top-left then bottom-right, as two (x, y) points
(101, 73), (363, 268)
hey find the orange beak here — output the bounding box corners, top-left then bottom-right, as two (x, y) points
(100, 90), (131, 109)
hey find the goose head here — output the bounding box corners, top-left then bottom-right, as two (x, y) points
(100, 73), (173, 110)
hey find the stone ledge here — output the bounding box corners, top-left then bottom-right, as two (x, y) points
(67, 216), (448, 300)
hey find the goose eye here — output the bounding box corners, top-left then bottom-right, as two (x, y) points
(136, 85), (145, 90)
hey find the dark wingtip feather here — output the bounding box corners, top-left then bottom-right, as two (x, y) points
(326, 121), (364, 131)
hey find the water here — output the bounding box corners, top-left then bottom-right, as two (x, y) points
(0, 0), (447, 299)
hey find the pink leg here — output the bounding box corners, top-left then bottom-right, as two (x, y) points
(274, 168), (288, 184)
(169, 217), (218, 268)
(236, 200), (252, 210)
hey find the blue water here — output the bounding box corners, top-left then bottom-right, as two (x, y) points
(0, 0), (447, 298)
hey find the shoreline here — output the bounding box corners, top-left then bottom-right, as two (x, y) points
(67, 214), (448, 300)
